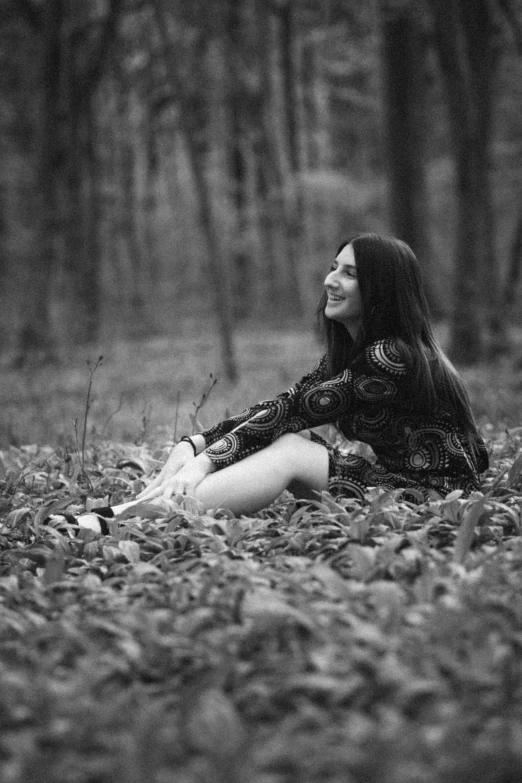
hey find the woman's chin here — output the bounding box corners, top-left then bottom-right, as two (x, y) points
(325, 309), (344, 323)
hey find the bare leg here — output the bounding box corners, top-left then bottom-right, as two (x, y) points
(193, 433), (329, 515)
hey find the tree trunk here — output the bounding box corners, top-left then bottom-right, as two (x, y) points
(225, 0), (253, 321)
(0, 11), (42, 355)
(152, 0), (238, 382)
(381, 0), (436, 313)
(299, 32), (331, 170)
(15, 0), (63, 364)
(276, 0), (314, 314)
(502, 208), (522, 315)
(85, 99), (104, 341)
(61, 1), (124, 347)
(207, 34), (235, 321)
(460, 0), (504, 356)
(431, 0), (482, 361)
(9, 0), (123, 360)
(142, 77), (162, 299)
(122, 88), (147, 337)
(61, 104), (102, 346)
(431, 0), (500, 362)
(278, 0), (300, 173)
(255, 0), (305, 320)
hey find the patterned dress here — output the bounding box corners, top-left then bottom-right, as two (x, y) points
(201, 338), (489, 501)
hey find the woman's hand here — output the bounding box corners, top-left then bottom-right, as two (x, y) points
(137, 446), (214, 503)
(136, 440), (198, 502)
(158, 454), (215, 500)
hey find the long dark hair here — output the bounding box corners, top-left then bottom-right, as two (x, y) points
(317, 233), (480, 439)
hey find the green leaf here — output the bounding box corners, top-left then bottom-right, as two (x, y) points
(115, 502), (172, 520)
(346, 544), (377, 580)
(5, 507), (32, 527)
(242, 588), (316, 631)
(42, 549), (65, 586)
(118, 540), (141, 564)
(453, 497), (488, 565)
(506, 452), (522, 487)
(185, 688), (245, 759)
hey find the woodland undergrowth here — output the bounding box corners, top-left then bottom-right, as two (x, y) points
(2, 332), (522, 783)
(1, 421), (522, 783)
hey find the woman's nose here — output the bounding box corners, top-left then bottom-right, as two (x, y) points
(325, 270), (337, 287)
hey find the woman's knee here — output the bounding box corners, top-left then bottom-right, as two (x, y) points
(261, 434), (301, 482)
(269, 432), (329, 490)
(268, 432), (312, 465)
(270, 433), (303, 451)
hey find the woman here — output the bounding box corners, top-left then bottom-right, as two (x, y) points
(132, 233), (488, 516)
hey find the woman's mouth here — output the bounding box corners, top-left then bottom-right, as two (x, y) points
(327, 294), (344, 302)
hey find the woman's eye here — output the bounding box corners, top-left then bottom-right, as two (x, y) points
(330, 264), (356, 277)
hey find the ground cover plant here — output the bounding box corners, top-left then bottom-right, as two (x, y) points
(1, 330), (522, 783)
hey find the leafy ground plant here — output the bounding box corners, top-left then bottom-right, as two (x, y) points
(2, 330), (522, 782)
(1, 420), (522, 783)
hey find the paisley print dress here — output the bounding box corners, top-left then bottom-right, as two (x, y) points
(201, 338), (488, 501)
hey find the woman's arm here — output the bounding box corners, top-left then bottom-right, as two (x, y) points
(198, 356), (328, 449)
(135, 358), (328, 503)
(135, 340), (407, 506)
(203, 339), (410, 473)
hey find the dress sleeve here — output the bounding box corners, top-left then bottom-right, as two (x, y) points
(200, 355), (327, 456)
(202, 339), (409, 470)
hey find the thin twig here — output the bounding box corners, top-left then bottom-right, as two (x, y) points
(102, 392), (125, 436)
(173, 390), (181, 442)
(193, 374), (219, 420)
(81, 356), (103, 468)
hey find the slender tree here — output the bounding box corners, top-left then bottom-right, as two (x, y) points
(429, 0), (501, 362)
(380, 0), (436, 312)
(19, 0), (62, 362)
(151, 0), (238, 382)
(3, 0), (125, 362)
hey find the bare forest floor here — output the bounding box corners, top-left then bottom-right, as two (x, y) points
(2, 327), (522, 782)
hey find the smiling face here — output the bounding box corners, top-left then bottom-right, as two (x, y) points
(323, 243), (362, 337)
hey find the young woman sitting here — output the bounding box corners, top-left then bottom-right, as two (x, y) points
(124, 233), (488, 517)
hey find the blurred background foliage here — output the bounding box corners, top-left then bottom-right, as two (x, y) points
(1, 0), (522, 381)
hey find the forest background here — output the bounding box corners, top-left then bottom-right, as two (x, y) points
(1, 0), (522, 446)
(4, 5), (522, 782)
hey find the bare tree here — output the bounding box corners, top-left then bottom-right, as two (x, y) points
(381, 0), (436, 313)
(152, 0), (238, 382)
(429, 0), (502, 361)
(3, 0), (124, 363)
